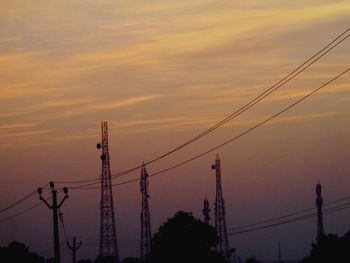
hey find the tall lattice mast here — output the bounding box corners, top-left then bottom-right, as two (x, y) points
(203, 197), (211, 225)
(140, 163), (151, 260)
(211, 154), (230, 259)
(316, 182), (324, 238)
(97, 121), (119, 261)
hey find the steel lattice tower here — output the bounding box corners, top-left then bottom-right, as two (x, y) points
(97, 121), (119, 262)
(211, 154), (230, 259)
(140, 164), (151, 260)
(316, 182), (324, 238)
(203, 197), (211, 225)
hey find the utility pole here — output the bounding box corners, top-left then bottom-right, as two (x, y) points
(278, 241), (282, 263)
(67, 236), (82, 263)
(38, 182), (68, 263)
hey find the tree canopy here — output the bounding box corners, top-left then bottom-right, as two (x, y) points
(300, 231), (350, 263)
(0, 241), (46, 263)
(150, 211), (226, 263)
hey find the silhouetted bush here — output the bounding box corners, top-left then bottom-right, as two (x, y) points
(95, 255), (118, 263)
(122, 257), (142, 263)
(0, 241), (45, 263)
(300, 231), (350, 263)
(150, 211), (226, 263)
(77, 259), (94, 263)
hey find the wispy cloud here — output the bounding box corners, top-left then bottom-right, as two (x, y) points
(0, 129), (52, 139)
(0, 97), (92, 119)
(93, 95), (163, 110)
(0, 0), (349, 149)
(0, 122), (37, 130)
(0, 36), (22, 44)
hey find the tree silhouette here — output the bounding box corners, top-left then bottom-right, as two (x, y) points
(245, 256), (261, 263)
(300, 231), (350, 262)
(94, 255), (118, 263)
(150, 211), (225, 263)
(77, 259), (93, 263)
(121, 257), (142, 263)
(0, 241), (45, 263)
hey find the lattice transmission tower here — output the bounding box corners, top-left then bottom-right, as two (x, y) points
(211, 154), (230, 260)
(97, 121), (119, 262)
(203, 197), (211, 225)
(140, 163), (151, 260)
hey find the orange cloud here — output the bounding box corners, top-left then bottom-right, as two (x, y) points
(93, 95), (163, 110)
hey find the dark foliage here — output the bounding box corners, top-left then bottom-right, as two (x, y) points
(300, 231), (350, 263)
(95, 255), (119, 263)
(77, 259), (94, 263)
(245, 256), (261, 263)
(121, 257), (142, 263)
(150, 210), (226, 263)
(0, 241), (46, 263)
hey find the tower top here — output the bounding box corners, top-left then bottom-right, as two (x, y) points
(141, 163), (148, 178)
(216, 153), (220, 161)
(316, 183), (322, 195)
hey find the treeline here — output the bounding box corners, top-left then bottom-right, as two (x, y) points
(0, 241), (140, 263)
(300, 231), (350, 263)
(1, 211), (350, 263)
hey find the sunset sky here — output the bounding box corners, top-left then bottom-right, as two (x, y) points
(0, 0), (350, 262)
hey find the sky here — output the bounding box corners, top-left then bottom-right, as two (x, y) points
(0, 0), (350, 262)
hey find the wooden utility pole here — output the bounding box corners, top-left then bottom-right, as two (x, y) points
(38, 182), (68, 263)
(67, 236), (82, 263)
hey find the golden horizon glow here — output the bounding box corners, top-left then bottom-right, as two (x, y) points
(0, 2), (350, 262)
(1, 1), (349, 150)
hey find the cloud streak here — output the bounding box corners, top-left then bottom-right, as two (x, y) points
(0, 0), (349, 149)
(93, 95), (163, 110)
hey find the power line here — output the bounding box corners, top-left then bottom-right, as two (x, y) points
(73, 66), (350, 191)
(58, 210), (73, 258)
(2, 29), (349, 228)
(0, 202), (42, 223)
(77, 236), (139, 243)
(228, 202), (350, 236)
(0, 191), (36, 215)
(56, 26), (350, 186)
(0, 196), (52, 223)
(0, 183), (49, 215)
(228, 207), (316, 231)
(228, 195), (350, 231)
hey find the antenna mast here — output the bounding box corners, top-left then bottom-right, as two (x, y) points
(140, 164), (152, 260)
(203, 197), (211, 225)
(97, 121), (119, 262)
(211, 154), (230, 259)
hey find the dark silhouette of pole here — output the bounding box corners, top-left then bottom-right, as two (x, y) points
(67, 236), (82, 263)
(316, 182), (324, 238)
(278, 241), (282, 263)
(38, 182), (68, 263)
